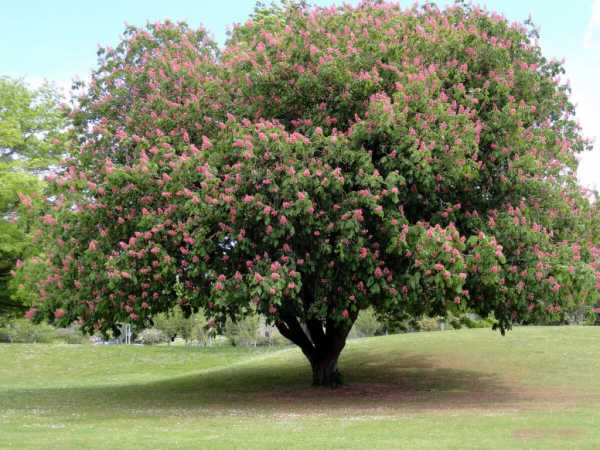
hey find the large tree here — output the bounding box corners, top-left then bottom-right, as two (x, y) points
(0, 77), (67, 315)
(17, 3), (600, 385)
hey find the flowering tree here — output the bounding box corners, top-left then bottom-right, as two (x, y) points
(16, 2), (600, 386)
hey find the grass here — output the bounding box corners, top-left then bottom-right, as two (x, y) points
(2, 327), (600, 449)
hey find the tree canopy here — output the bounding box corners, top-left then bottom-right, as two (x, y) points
(16, 2), (600, 385)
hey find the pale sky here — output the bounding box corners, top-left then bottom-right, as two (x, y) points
(2, 0), (598, 189)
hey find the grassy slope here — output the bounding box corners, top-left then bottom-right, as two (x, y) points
(2, 327), (600, 449)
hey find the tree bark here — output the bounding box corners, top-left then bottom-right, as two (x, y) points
(310, 348), (343, 387)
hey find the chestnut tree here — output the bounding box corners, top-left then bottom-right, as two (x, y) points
(16, 2), (600, 386)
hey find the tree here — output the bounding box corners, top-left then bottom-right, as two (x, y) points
(0, 77), (67, 315)
(18, 3), (600, 386)
(0, 169), (42, 314)
(153, 306), (193, 342)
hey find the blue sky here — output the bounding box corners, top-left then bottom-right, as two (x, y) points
(2, 0), (598, 187)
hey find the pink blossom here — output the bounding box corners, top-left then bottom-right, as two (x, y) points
(42, 214), (57, 226)
(17, 193), (33, 208)
(353, 209), (364, 222)
(201, 135), (213, 150)
(25, 308), (37, 320)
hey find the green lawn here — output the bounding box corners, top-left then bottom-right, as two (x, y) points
(2, 327), (600, 449)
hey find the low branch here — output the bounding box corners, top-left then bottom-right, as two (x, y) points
(276, 315), (316, 362)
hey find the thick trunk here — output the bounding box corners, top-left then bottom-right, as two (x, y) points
(276, 316), (351, 387)
(275, 303), (355, 387)
(311, 351), (342, 387)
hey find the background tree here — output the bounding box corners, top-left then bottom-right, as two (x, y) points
(0, 77), (67, 315)
(17, 3), (600, 386)
(0, 170), (42, 314)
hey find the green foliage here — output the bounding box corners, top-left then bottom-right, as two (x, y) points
(0, 77), (67, 170)
(0, 170), (43, 316)
(152, 307), (216, 345)
(0, 77), (69, 316)
(416, 316), (442, 332)
(457, 313), (495, 329)
(414, 312), (495, 332)
(153, 307), (192, 342)
(0, 318), (57, 343)
(0, 318), (87, 344)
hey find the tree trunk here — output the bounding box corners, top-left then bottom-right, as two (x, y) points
(275, 314), (352, 388)
(311, 351), (343, 387)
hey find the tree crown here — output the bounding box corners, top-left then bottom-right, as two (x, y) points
(16, 2), (600, 337)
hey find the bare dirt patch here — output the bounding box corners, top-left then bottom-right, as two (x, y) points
(513, 427), (585, 440)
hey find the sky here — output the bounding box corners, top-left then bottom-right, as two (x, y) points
(2, 0), (598, 188)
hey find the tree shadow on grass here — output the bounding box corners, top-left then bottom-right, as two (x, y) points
(0, 349), (527, 416)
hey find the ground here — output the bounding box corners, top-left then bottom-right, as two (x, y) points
(1, 327), (600, 449)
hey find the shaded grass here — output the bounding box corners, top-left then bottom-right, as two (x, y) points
(2, 327), (600, 449)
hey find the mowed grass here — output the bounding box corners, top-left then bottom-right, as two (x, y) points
(2, 327), (600, 449)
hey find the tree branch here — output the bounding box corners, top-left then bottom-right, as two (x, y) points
(275, 315), (316, 362)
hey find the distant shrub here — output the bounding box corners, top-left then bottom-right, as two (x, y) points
(2, 319), (57, 343)
(190, 311), (215, 346)
(416, 316), (442, 332)
(349, 308), (383, 338)
(416, 313), (494, 332)
(459, 313), (495, 329)
(259, 326), (290, 346)
(224, 316), (261, 347)
(565, 304), (594, 325)
(55, 325), (87, 344)
(153, 307), (192, 342)
(137, 328), (168, 345)
(0, 327), (10, 343)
